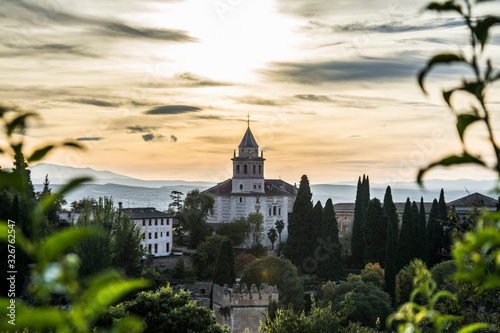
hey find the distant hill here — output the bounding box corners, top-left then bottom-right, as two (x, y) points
(31, 163), (495, 210)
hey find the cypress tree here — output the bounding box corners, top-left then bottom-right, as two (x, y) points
(312, 200), (323, 249)
(383, 186), (399, 252)
(318, 198), (342, 280)
(285, 175), (314, 268)
(396, 198), (416, 272)
(438, 189), (448, 222)
(384, 220), (396, 306)
(417, 197), (427, 261)
(363, 175), (370, 213)
(351, 177), (365, 267)
(362, 198), (388, 266)
(213, 239), (236, 286)
(427, 199), (444, 267)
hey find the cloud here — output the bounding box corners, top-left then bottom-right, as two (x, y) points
(142, 134), (168, 142)
(330, 18), (464, 33)
(4, 43), (98, 58)
(144, 105), (202, 115)
(233, 95), (286, 106)
(69, 98), (120, 107)
(261, 55), (422, 84)
(141, 72), (231, 88)
(76, 137), (105, 141)
(337, 134), (368, 139)
(294, 94), (334, 103)
(126, 125), (160, 133)
(102, 23), (197, 42)
(170, 135), (177, 142)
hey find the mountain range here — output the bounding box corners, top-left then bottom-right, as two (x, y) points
(30, 163), (497, 211)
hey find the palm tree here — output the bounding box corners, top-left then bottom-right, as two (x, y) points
(267, 228), (277, 250)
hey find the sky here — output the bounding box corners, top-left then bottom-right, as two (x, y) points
(1, 0), (499, 184)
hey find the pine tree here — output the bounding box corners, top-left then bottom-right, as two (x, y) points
(13, 150), (35, 198)
(384, 220), (397, 306)
(285, 175), (314, 268)
(417, 197), (427, 261)
(427, 199), (444, 267)
(362, 198), (388, 266)
(383, 186), (399, 253)
(111, 214), (143, 277)
(396, 198), (416, 272)
(351, 177), (365, 267)
(318, 198), (342, 280)
(213, 239), (236, 286)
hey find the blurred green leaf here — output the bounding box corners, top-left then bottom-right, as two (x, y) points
(0, 221), (31, 253)
(457, 323), (491, 333)
(0, 299), (67, 331)
(473, 16), (500, 50)
(417, 152), (486, 185)
(72, 270), (149, 323)
(442, 89), (457, 107)
(418, 53), (466, 93)
(0, 169), (26, 192)
(41, 176), (92, 214)
(6, 112), (39, 136)
(40, 228), (98, 264)
(426, 1), (463, 14)
(457, 113), (481, 142)
(27, 145), (55, 163)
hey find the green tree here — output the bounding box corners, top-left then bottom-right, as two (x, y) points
(172, 257), (186, 280)
(169, 190), (184, 244)
(95, 285), (229, 333)
(383, 186), (400, 253)
(438, 189), (448, 222)
(178, 189), (214, 248)
(285, 175), (314, 269)
(362, 198), (388, 266)
(74, 197), (115, 278)
(317, 198), (342, 280)
(396, 198), (416, 272)
(216, 217), (251, 247)
(111, 213), (144, 278)
(385, 219), (397, 306)
(213, 239), (236, 286)
(275, 220), (285, 256)
(319, 280), (392, 329)
(312, 200), (323, 248)
(426, 199), (444, 268)
(241, 256), (304, 311)
(247, 212), (265, 254)
(351, 177), (365, 267)
(267, 227), (277, 250)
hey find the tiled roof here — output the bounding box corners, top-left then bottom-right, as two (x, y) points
(448, 192), (498, 208)
(239, 127), (259, 147)
(121, 207), (173, 219)
(203, 178), (297, 196)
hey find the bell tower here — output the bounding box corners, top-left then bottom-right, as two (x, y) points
(232, 119), (265, 193)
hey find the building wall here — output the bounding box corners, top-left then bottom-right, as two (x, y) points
(135, 216), (173, 256)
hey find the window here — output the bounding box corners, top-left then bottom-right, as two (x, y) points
(269, 208), (272, 216)
(258, 184), (261, 189)
(254, 184), (256, 189)
(155, 232), (158, 239)
(154, 243), (158, 253)
(239, 197), (243, 203)
(142, 234), (145, 240)
(167, 232), (169, 237)
(279, 208), (281, 216)
(148, 244), (152, 252)
(240, 184), (243, 190)
(167, 219), (170, 226)
(142, 220), (145, 226)
(166, 243), (170, 252)
(259, 165), (262, 174)
(256, 197), (260, 203)
(253, 164), (256, 174)
(273, 206), (277, 215)
(236, 165), (240, 174)
(155, 219), (158, 225)
(148, 232), (152, 239)
(161, 219), (164, 225)
(160, 232), (163, 237)
(243, 164), (248, 174)
(149, 219), (152, 226)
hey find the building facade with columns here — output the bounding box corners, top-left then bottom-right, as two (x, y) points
(203, 124), (298, 247)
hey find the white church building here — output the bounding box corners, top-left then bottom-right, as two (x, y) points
(203, 124), (298, 247)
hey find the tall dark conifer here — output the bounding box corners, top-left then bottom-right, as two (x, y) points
(438, 189), (448, 222)
(285, 175), (314, 268)
(396, 198), (416, 272)
(383, 186), (399, 253)
(312, 201), (323, 250)
(384, 221), (396, 306)
(318, 199), (342, 280)
(362, 198), (387, 266)
(351, 177), (365, 267)
(427, 199), (444, 267)
(213, 239), (236, 286)
(417, 197), (427, 261)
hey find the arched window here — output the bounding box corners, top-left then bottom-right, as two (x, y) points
(269, 208), (272, 216)
(236, 164), (240, 174)
(243, 164), (248, 174)
(278, 208), (281, 216)
(253, 164), (256, 174)
(258, 165), (262, 174)
(273, 206), (277, 215)
(239, 184), (243, 190)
